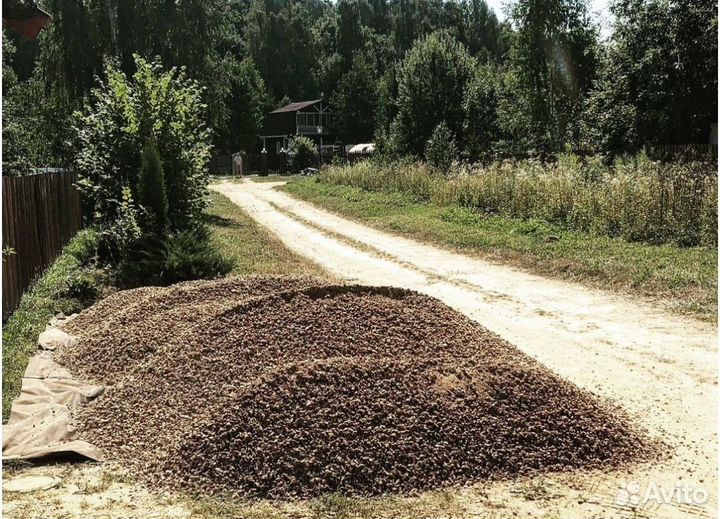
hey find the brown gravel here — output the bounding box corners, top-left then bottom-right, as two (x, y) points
(61, 277), (654, 498)
(59, 276), (320, 384)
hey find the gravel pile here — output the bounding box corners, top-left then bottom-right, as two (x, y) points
(61, 278), (652, 498)
(59, 276), (319, 383)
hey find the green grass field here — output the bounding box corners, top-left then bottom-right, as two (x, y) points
(282, 178), (717, 321)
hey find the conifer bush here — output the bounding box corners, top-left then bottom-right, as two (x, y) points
(137, 141), (169, 235)
(425, 122), (457, 173)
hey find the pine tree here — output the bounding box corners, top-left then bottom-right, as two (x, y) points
(137, 140), (169, 235)
(425, 121), (457, 172)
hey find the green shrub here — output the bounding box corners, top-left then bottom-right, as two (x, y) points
(74, 56), (220, 286)
(65, 227), (101, 265)
(425, 122), (457, 173)
(162, 228), (234, 284)
(74, 55), (211, 239)
(59, 268), (105, 305)
(117, 233), (168, 287)
(290, 136), (318, 171)
(55, 229), (106, 305)
(95, 186), (143, 265)
(117, 227), (233, 288)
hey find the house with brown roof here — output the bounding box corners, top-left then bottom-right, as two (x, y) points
(3, 0), (51, 39)
(258, 99), (338, 155)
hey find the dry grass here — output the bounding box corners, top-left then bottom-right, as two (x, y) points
(319, 154), (717, 247)
(206, 191), (328, 278)
(187, 489), (468, 519)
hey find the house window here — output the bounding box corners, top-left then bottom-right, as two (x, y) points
(276, 141), (282, 153)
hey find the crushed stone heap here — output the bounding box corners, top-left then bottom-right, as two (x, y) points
(58, 277), (654, 498)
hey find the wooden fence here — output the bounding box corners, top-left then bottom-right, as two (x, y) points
(2, 171), (82, 319)
(647, 144), (718, 161)
(232, 152), (339, 176)
(209, 154), (233, 175)
(232, 153), (288, 176)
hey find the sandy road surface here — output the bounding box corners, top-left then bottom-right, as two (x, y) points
(212, 179), (718, 519)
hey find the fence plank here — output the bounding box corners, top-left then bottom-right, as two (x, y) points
(2, 171), (82, 319)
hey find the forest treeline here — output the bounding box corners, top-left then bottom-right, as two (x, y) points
(2, 0), (717, 171)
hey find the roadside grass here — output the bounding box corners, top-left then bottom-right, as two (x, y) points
(187, 489), (468, 519)
(282, 179), (717, 321)
(249, 174), (299, 183)
(206, 191), (327, 278)
(2, 229), (110, 420)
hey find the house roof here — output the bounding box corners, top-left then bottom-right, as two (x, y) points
(270, 99), (322, 114)
(3, 0), (51, 39)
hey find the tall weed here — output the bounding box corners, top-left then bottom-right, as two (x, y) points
(320, 155), (717, 247)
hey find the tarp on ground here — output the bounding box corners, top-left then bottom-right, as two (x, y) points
(2, 326), (104, 461)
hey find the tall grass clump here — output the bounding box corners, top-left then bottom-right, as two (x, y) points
(320, 154), (717, 247)
(319, 159), (439, 202)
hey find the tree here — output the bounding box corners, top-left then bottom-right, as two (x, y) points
(2, 32), (31, 175)
(137, 141), (169, 235)
(337, 0), (372, 65)
(463, 64), (503, 159)
(668, 0), (717, 144)
(245, 0), (324, 100)
(510, 0), (599, 152)
(582, 0), (717, 153)
(313, 9), (345, 96)
(313, 0), (394, 98)
(10, 0), (714, 164)
(367, 0), (392, 34)
(34, 0), (236, 152)
(391, 32), (477, 156)
(462, 0), (506, 61)
(218, 58), (273, 153)
(374, 64), (399, 153)
(331, 53), (380, 142)
(494, 68), (537, 155)
(1, 30), (64, 172)
(425, 121), (457, 171)
(579, 56), (639, 154)
(392, 0), (420, 55)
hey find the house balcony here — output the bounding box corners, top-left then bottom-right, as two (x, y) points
(297, 125), (325, 135)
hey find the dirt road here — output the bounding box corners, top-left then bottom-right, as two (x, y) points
(213, 179), (718, 519)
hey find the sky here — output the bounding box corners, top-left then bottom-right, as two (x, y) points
(485, 0), (614, 37)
